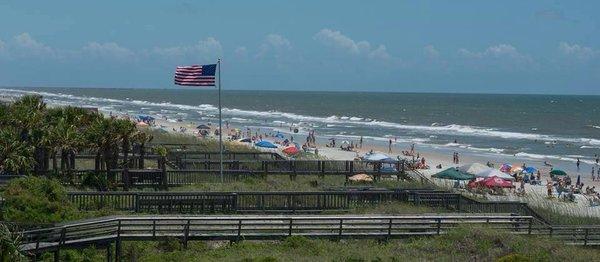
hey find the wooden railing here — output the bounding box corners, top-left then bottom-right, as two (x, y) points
(67, 191), (411, 213)
(66, 190), (547, 221)
(19, 214), (535, 256)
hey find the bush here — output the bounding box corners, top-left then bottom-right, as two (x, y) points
(1, 176), (79, 224)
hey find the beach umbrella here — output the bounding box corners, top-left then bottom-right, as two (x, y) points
(510, 166), (524, 174)
(255, 140), (278, 148)
(196, 124), (211, 130)
(275, 133), (285, 139)
(432, 168), (475, 181)
(550, 169), (567, 176)
(458, 163), (489, 175)
(523, 167), (537, 174)
(500, 163), (512, 173)
(138, 115), (155, 121)
(283, 146), (300, 155)
(341, 140), (350, 144)
(238, 138), (252, 143)
(348, 173), (374, 182)
(480, 176), (513, 188)
(476, 168), (516, 181)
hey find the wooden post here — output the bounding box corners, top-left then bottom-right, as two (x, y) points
(436, 218), (441, 235)
(338, 219), (343, 240)
(584, 228), (589, 246)
(183, 220), (190, 249)
(387, 218), (393, 239)
(237, 220), (242, 242)
(107, 243), (113, 262)
(123, 167), (129, 191)
(116, 220), (122, 262)
(288, 219), (293, 236)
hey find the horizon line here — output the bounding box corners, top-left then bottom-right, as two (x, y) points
(1, 85), (599, 97)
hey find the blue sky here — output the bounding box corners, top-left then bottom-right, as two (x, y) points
(0, 1), (599, 94)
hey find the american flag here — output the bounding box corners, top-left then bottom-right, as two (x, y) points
(174, 64), (216, 86)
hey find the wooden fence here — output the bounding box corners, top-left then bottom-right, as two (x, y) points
(19, 214), (535, 259)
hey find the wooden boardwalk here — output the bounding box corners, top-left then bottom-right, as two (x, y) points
(19, 214), (535, 255)
(66, 190), (550, 224)
(18, 213), (600, 262)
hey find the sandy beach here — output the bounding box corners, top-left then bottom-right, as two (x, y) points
(140, 114), (600, 218)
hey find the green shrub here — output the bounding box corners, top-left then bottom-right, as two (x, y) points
(2, 176), (79, 223)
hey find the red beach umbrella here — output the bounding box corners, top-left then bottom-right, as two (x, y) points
(283, 146), (300, 155)
(481, 176), (513, 188)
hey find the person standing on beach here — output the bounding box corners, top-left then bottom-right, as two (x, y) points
(388, 139), (392, 153)
(359, 136), (363, 148)
(576, 158), (581, 170)
(596, 154), (599, 164)
(592, 167), (596, 181)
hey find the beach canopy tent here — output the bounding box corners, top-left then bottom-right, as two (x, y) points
(275, 133), (285, 139)
(432, 168), (474, 180)
(500, 163), (512, 173)
(523, 167), (537, 174)
(475, 168), (516, 181)
(550, 169), (568, 176)
(238, 138), (252, 143)
(458, 163), (489, 175)
(255, 140), (278, 148)
(196, 124), (211, 130)
(362, 153), (395, 163)
(283, 146), (300, 155)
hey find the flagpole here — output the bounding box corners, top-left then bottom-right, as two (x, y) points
(218, 59), (223, 183)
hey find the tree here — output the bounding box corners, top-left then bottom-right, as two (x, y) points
(0, 128), (34, 175)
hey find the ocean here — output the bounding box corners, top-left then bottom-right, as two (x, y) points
(1, 87), (599, 172)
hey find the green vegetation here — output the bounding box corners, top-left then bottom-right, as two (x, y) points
(0, 95), (152, 179)
(0, 177), (118, 224)
(170, 175), (428, 192)
(0, 223), (24, 262)
(34, 227), (599, 262)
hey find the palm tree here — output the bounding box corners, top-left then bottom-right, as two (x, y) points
(132, 131), (153, 169)
(6, 95), (47, 174)
(0, 128), (35, 174)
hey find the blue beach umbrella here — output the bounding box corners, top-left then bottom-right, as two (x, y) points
(363, 153), (395, 163)
(524, 167), (537, 174)
(275, 133), (285, 139)
(255, 140), (278, 148)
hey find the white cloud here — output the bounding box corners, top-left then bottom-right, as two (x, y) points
(423, 45), (439, 58)
(256, 34), (292, 58)
(0, 39), (6, 55)
(83, 42), (134, 60)
(559, 42), (596, 59)
(459, 44), (531, 63)
(12, 33), (55, 56)
(368, 45), (391, 60)
(234, 46), (247, 57)
(264, 34), (291, 50)
(314, 28), (391, 60)
(152, 37), (222, 60)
